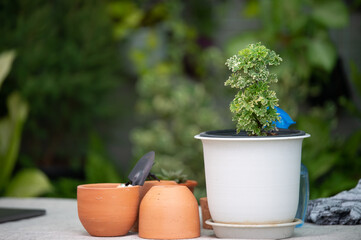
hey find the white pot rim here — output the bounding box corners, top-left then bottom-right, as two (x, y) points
(195, 130), (310, 141)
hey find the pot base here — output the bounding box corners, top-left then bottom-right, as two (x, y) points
(206, 218), (302, 239)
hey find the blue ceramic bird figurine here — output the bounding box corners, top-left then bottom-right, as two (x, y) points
(274, 106), (296, 129)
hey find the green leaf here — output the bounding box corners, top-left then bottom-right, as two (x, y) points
(0, 50), (16, 90)
(312, 0), (348, 28)
(85, 134), (120, 183)
(5, 169), (52, 197)
(0, 93), (28, 191)
(85, 152), (120, 183)
(307, 39), (337, 72)
(8, 92), (28, 121)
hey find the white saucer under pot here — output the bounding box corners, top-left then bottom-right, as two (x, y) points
(206, 218), (302, 239)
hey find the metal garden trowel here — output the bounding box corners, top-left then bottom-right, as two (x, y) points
(126, 151), (159, 186)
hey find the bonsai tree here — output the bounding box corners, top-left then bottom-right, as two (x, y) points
(225, 42), (282, 136)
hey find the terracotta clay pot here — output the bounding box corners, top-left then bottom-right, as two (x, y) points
(200, 197), (212, 230)
(131, 180), (177, 232)
(77, 183), (140, 237)
(179, 180), (198, 193)
(140, 180), (177, 199)
(139, 185), (200, 239)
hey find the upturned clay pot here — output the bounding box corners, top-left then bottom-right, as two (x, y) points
(179, 180), (198, 193)
(140, 180), (177, 199)
(131, 180), (177, 232)
(130, 180), (177, 232)
(77, 183), (140, 237)
(139, 185), (200, 239)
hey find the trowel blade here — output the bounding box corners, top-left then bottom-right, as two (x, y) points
(127, 151), (155, 186)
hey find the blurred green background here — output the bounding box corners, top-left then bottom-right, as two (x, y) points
(0, 0), (360, 200)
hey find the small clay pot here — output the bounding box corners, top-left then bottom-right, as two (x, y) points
(140, 180), (177, 199)
(200, 197), (212, 229)
(131, 180), (177, 232)
(139, 185), (200, 239)
(179, 180), (198, 193)
(77, 183), (140, 237)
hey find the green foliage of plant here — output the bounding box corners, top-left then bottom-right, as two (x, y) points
(47, 178), (84, 199)
(107, 0), (144, 39)
(115, 1), (225, 190)
(130, 61), (221, 186)
(48, 133), (123, 198)
(5, 169), (52, 197)
(225, 43), (281, 135)
(1, 0), (357, 200)
(0, 51), (14, 86)
(0, 0), (121, 171)
(226, 0), (360, 198)
(85, 134), (120, 184)
(316, 63), (361, 197)
(157, 169), (188, 184)
(0, 51), (52, 197)
(229, 0), (349, 116)
(297, 99), (361, 198)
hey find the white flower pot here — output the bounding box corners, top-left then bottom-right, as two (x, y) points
(195, 130), (310, 225)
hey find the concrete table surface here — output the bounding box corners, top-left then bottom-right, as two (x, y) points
(0, 197), (360, 240)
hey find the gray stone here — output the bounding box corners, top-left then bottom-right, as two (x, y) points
(306, 179), (361, 225)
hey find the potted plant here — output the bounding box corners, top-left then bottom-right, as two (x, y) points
(195, 43), (310, 236)
(157, 168), (198, 193)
